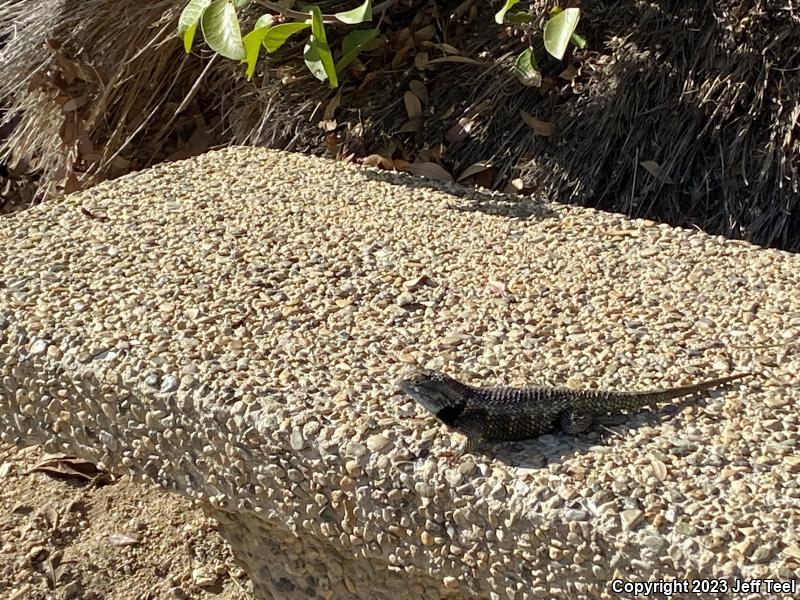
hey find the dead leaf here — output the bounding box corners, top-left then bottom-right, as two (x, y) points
(473, 167), (494, 189)
(404, 91), (422, 120)
(457, 161), (492, 181)
(397, 119), (421, 133)
(110, 155), (131, 169)
(414, 51), (429, 70)
(429, 143), (446, 161)
(407, 162), (453, 183)
(0, 462), (13, 478)
(324, 132), (339, 154)
(438, 42), (461, 55)
(361, 154), (393, 170)
(62, 96), (88, 113)
(394, 27), (412, 45)
(63, 173), (82, 195)
(323, 89), (341, 121)
(409, 80), (428, 105)
(559, 64), (578, 80)
(44, 556), (64, 589)
(29, 454), (111, 483)
(440, 105), (455, 119)
(414, 25), (436, 42)
(426, 56), (479, 66)
(392, 46), (410, 69)
(392, 158), (411, 171)
(520, 110), (556, 136)
(446, 116), (476, 143)
(640, 160), (674, 184)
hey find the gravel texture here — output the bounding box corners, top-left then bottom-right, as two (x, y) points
(1, 147), (799, 599)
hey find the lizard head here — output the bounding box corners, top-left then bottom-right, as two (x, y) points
(397, 369), (470, 425)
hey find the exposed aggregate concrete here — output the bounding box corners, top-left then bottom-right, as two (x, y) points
(1, 147), (799, 599)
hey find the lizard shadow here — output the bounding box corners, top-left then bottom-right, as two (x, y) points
(484, 397), (713, 469)
(356, 168), (559, 221)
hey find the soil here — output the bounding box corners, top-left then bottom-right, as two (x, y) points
(0, 444), (253, 600)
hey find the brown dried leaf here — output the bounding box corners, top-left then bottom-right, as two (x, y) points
(361, 154), (394, 170)
(29, 454), (110, 483)
(392, 46), (410, 69)
(640, 160), (674, 184)
(414, 51), (429, 70)
(438, 43), (461, 55)
(407, 161), (453, 183)
(404, 91), (422, 120)
(323, 89), (342, 121)
(408, 80), (428, 105)
(446, 116), (475, 143)
(394, 27), (412, 45)
(559, 64), (578, 80)
(457, 161), (492, 181)
(110, 155), (131, 169)
(520, 110), (556, 136)
(392, 158), (411, 171)
(62, 96), (87, 112)
(397, 119), (421, 133)
(473, 167), (494, 189)
(414, 25), (436, 42)
(426, 56), (479, 66)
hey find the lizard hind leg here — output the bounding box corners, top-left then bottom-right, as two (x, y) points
(558, 410), (593, 434)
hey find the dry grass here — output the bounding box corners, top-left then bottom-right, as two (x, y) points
(0, 0), (797, 249)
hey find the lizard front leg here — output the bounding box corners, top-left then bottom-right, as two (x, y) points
(452, 411), (488, 454)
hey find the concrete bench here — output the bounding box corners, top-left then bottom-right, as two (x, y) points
(2, 148), (798, 599)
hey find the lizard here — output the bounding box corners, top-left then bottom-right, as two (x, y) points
(398, 369), (751, 453)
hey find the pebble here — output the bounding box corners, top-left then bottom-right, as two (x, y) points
(1, 147), (798, 600)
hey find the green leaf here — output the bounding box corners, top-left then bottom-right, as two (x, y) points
(335, 0), (372, 24)
(178, 0), (212, 51)
(336, 28), (379, 72)
(505, 11), (532, 24)
(304, 6), (337, 87)
(234, 0), (250, 6)
(201, 0), (245, 60)
(543, 7), (580, 60)
(514, 47), (541, 87)
(183, 22), (198, 53)
(494, 0), (519, 24)
(178, 0), (213, 34)
(570, 32), (587, 49)
(243, 15), (276, 78)
(254, 13), (275, 29)
(262, 22), (311, 52)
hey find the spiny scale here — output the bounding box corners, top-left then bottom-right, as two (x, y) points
(398, 369), (751, 453)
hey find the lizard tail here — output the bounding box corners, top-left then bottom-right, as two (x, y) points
(584, 372), (751, 412)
